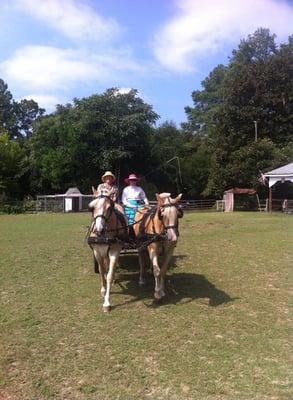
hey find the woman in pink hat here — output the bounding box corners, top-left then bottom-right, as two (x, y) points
(122, 173), (149, 224)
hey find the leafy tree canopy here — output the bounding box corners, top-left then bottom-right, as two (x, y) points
(0, 79), (44, 140)
(0, 130), (28, 199)
(184, 28), (293, 196)
(29, 88), (159, 194)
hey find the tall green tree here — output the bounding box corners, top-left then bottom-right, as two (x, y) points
(16, 99), (45, 139)
(0, 79), (16, 138)
(185, 29), (293, 197)
(149, 121), (212, 197)
(29, 88), (158, 194)
(0, 79), (44, 140)
(148, 122), (185, 194)
(0, 130), (27, 199)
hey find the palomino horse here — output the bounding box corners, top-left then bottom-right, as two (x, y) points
(88, 188), (128, 312)
(133, 193), (183, 301)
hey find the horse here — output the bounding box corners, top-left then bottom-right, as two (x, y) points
(133, 192), (183, 301)
(88, 188), (128, 312)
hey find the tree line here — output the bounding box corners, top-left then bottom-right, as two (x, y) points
(1, 29), (292, 201)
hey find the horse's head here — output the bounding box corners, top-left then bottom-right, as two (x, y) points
(156, 192), (183, 242)
(89, 187), (114, 235)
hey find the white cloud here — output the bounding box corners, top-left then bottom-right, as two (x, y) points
(0, 1), (155, 105)
(0, 45), (144, 93)
(20, 94), (62, 112)
(14, 0), (121, 42)
(117, 87), (132, 94)
(153, 0), (293, 72)
(1, 46), (96, 91)
(116, 87), (150, 102)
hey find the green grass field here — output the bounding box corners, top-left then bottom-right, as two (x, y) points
(0, 212), (292, 400)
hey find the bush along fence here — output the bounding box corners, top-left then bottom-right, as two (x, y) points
(0, 199), (37, 214)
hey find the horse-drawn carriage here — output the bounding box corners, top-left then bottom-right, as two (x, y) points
(87, 190), (183, 312)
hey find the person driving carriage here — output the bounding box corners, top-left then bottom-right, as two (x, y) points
(96, 171), (118, 201)
(122, 173), (149, 224)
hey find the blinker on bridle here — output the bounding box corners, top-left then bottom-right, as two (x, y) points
(158, 203), (183, 220)
(158, 202), (183, 235)
(90, 194), (114, 223)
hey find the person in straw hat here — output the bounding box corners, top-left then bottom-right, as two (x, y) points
(122, 173), (149, 225)
(97, 171), (118, 201)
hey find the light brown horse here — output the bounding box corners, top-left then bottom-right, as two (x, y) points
(88, 188), (128, 312)
(133, 193), (183, 301)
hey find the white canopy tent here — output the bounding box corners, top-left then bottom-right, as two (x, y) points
(264, 162), (293, 211)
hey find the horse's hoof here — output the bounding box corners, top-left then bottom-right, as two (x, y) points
(102, 305), (111, 313)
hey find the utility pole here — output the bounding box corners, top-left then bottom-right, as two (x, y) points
(254, 120), (258, 142)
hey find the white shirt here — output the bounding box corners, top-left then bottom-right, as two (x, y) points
(122, 186), (149, 207)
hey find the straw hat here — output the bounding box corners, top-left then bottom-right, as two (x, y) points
(124, 173), (140, 184)
(101, 171), (115, 182)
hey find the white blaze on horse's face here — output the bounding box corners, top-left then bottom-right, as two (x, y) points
(159, 194), (182, 242)
(161, 201), (177, 242)
(89, 197), (110, 234)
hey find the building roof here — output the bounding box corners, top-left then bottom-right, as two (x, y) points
(264, 162), (293, 188)
(265, 162), (293, 177)
(224, 188), (256, 195)
(65, 187), (83, 196)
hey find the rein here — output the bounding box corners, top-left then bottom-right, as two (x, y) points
(86, 196), (183, 246)
(88, 197), (150, 239)
(89, 195), (125, 238)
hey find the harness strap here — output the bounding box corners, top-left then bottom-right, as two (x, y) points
(138, 208), (156, 237)
(112, 208), (128, 239)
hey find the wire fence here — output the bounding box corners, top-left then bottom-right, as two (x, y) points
(149, 199), (217, 211)
(0, 197), (289, 214)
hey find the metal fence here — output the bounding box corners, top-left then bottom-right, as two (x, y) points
(36, 197), (64, 212)
(149, 199), (217, 211)
(36, 195), (94, 212)
(0, 197), (289, 214)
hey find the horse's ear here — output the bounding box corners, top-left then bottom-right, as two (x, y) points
(156, 193), (163, 205)
(174, 193), (182, 203)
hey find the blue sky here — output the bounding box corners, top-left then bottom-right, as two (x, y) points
(0, 0), (292, 125)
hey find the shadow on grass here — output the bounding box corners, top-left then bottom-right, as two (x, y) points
(118, 253), (143, 272)
(112, 254), (236, 309)
(117, 253), (186, 272)
(162, 272), (236, 307)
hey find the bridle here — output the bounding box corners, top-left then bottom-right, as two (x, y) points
(158, 202), (183, 235)
(90, 195), (115, 227)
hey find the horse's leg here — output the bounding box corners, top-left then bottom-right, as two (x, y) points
(138, 248), (148, 286)
(148, 244), (162, 300)
(93, 245), (106, 298)
(93, 252), (99, 273)
(89, 244), (99, 273)
(159, 242), (176, 297)
(102, 245), (121, 312)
